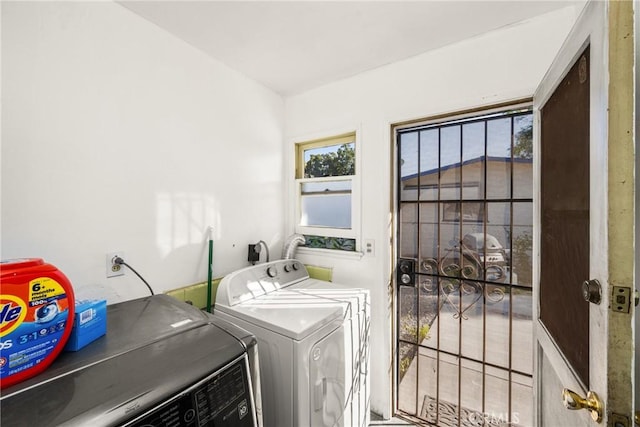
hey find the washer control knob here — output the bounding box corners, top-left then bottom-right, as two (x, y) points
(267, 266), (277, 278)
(283, 264), (291, 273)
(292, 262), (300, 271)
(184, 409), (196, 423)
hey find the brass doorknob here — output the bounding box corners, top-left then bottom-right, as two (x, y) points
(562, 388), (603, 423)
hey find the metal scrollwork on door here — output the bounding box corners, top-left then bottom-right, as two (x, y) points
(421, 237), (506, 320)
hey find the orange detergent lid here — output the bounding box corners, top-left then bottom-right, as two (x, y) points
(1, 258), (57, 276)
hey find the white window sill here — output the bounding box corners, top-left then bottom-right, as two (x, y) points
(295, 246), (364, 260)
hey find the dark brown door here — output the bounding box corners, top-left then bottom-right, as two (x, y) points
(540, 47), (590, 387)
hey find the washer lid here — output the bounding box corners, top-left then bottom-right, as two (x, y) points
(289, 279), (370, 311)
(216, 291), (344, 341)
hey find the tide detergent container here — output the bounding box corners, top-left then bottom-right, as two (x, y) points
(0, 259), (75, 389)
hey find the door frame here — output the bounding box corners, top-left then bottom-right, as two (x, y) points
(532, 1), (635, 424)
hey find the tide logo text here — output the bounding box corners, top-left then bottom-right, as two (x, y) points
(0, 297), (28, 337)
(0, 303), (22, 324)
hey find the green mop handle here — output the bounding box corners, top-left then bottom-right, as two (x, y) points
(207, 227), (214, 313)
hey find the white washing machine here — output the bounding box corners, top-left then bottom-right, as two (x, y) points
(214, 260), (370, 427)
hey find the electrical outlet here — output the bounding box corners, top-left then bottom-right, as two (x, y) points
(106, 251), (125, 278)
(248, 244), (260, 263)
(364, 239), (375, 256)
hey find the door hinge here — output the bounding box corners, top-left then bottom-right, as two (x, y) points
(611, 286), (632, 314)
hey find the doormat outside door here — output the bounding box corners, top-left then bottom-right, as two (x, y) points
(420, 395), (513, 427)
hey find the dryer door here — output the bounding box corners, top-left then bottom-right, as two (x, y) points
(309, 326), (347, 427)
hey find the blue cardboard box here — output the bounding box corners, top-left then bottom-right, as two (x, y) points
(64, 299), (107, 351)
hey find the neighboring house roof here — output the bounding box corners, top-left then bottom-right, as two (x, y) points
(401, 156), (532, 181)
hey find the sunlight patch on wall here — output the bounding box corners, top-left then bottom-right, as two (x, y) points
(156, 192), (220, 258)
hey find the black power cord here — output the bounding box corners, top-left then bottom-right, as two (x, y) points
(113, 256), (155, 296)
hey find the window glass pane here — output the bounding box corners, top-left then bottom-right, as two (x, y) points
(399, 203), (418, 258)
(419, 203), (438, 273)
(439, 203), (461, 278)
(300, 193), (351, 228)
(419, 129), (439, 201)
(461, 288), (484, 361)
(460, 359), (483, 415)
(304, 142), (355, 178)
(418, 275), (438, 342)
(487, 118), (512, 199)
(400, 132), (419, 201)
(301, 180), (351, 194)
(487, 118), (512, 157)
(437, 344), (460, 402)
(513, 114), (533, 199)
(511, 372), (533, 426)
(485, 202), (510, 283)
(512, 202), (533, 287)
(462, 122), (485, 199)
(416, 347), (438, 422)
(512, 288), (533, 375)
(399, 285), (418, 343)
(485, 285), (510, 368)
(461, 202), (486, 280)
(303, 235), (356, 251)
(484, 366), (511, 421)
(440, 125), (461, 200)
(398, 342), (418, 415)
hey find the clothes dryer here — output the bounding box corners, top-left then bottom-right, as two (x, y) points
(1, 295), (262, 427)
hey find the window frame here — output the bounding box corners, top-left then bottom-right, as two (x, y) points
(293, 130), (360, 248)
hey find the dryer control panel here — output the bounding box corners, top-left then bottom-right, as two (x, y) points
(127, 357), (255, 427)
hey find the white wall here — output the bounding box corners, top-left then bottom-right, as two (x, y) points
(1, 2), (285, 302)
(284, 7), (580, 418)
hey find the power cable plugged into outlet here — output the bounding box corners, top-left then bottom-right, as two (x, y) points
(112, 256), (155, 296)
(248, 240), (270, 265)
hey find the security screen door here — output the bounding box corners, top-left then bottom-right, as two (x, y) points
(396, 106), (535, 426)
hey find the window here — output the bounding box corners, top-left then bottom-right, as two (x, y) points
(295, 132), (358, 250)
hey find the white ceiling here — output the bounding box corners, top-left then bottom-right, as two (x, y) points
(119, 1), (582, 96)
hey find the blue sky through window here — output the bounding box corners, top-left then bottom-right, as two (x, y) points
(400, 114), (532, 179)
